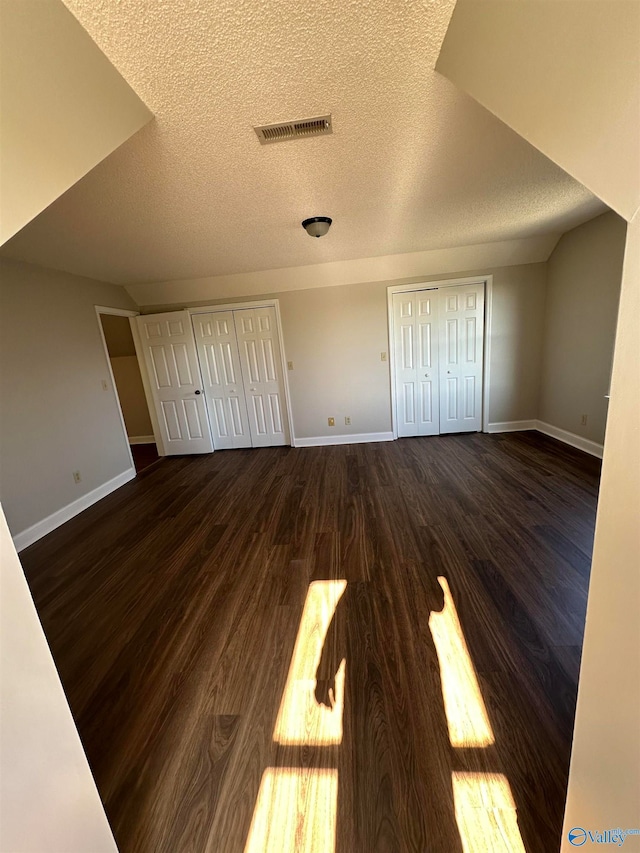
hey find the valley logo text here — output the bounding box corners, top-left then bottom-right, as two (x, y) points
(568, 827), (640, 847)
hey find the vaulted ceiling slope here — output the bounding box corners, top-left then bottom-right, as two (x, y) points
(437, 0), (640, 222)
(0, 0), (151, 245)
(0, 0), (605, 286)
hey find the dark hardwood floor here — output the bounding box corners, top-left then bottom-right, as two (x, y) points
(20, 432), (601, 853)
(131, 442), (160, 473)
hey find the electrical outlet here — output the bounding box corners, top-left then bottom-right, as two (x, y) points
(287, 361), (294, 370)
(345, 416), (351, 425)
(381, 352), (387, 361)
(73, 471), (82, 484)
(101, 379), (109, 391)
(328, 417), (335, 427)
(581, 414), (588, 426)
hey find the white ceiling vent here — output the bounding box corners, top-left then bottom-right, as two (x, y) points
(254, 114), (332, 145)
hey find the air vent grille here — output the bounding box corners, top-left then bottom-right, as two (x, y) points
(254, 114), (332, 145)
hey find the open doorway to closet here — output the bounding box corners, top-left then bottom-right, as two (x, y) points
(96, 307), (159, 474)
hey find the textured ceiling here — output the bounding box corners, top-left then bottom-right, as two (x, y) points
(1, 0), (605, 285)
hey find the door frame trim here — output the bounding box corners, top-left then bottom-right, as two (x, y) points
(188, 300), (295, 447)
(128, 315), (169, 456)
(386, 276), (493, 439)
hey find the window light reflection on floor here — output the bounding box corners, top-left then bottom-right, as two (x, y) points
(428, 576), (495, 748)
(244, 768), (338, 853)
(249, 576), (526, 853)
(452, 772), (526, 853)
(273, 580), (347, 745)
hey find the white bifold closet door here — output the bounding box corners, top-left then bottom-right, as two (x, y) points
(193, 306), (289, 449)
(192, 311), (252, 449)
(392, 283), (484, 437)
(392, 291), (439, 437)
(135, 311), (214, 455)
(438, 285), (484, 434)
(233, 307), (288, 447)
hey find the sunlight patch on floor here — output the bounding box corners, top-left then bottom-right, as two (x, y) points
(429, 576), (495, 748)
(244, 768), (338, 853)
(452, 772), (526, 853)
(273, 580), (347, 745)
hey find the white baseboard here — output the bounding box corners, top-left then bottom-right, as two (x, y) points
(486, 420), (537, 433)
(13, 468), (137, 552)
(294, 431), (394, 448)
(535, 421), (604, 459)
(129, 435), (156, 445)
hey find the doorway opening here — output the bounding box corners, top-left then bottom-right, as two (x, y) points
(96, 307), (159, 474)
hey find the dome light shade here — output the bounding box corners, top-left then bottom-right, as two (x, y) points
(302, 216), (332, 237)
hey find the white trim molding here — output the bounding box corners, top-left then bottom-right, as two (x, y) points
(487, 419), (604, 458)
(294, 432), (394, 448)
(95, 306), (140, 470)
(94, 305), (139, 318)
(129, 435), (156, 445)
(486, 420), (537, 433)
(535, 421), (604, 459)
(13, 468), (136, 552)
(482, 277), (494, 434)
(188, 299), (282, 314)
(129, 316), (166, 456)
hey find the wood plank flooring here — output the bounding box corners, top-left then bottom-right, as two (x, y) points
(20, 432), (601, 853)
(131, 442), (160, 473)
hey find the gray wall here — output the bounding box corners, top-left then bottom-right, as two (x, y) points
(147, 262), (548, 440)
(484, 263), (548, 424)
(0, 259), (137, 536)
(561, 210), (640, 850)
(281, 263), (548, 438)
(6, 231), (624, 540)
(539, 211), (627, 443)
(0, 0), (151, 243)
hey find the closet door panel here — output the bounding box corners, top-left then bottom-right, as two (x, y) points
(192, 312), (252, 449)
(392, 292), (439, 437)
(136, 311), (213, 455)
(234, 307), (289, 447)
(438, 284), (484, 434)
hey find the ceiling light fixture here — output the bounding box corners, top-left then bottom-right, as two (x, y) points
(302, 216), (332, 238)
